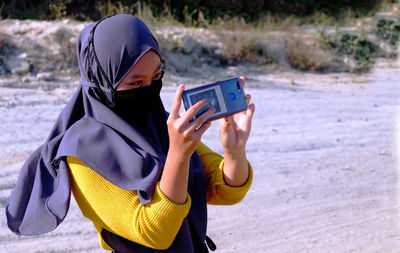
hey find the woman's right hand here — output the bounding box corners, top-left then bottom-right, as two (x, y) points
(167, 85), (215, 157)
(160, 85), (214, 204)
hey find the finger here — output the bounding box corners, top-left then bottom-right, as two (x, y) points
(219, 116), (232, 131)
(247, 103), (255, 117)
(245, 94), (251, 105)
(237, 103), (255, 134)
(170, 85), (185, 118)
(188, 107), (215, 132)
(239, 76), (246, 87)
(182, 99), (209, 124)
(219, 115), (234, 132)
(192, 121), (211, 138)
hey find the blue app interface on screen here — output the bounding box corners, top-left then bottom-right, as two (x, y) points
(189, 89), (221, 117)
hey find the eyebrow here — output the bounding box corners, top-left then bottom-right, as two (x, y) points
(124, 63), (162, 81)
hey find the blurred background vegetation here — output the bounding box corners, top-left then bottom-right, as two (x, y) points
(1, 0), (399, 74)
(0, 0), (389, 23)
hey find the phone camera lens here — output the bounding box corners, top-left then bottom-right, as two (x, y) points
(236, 81), (242, 93)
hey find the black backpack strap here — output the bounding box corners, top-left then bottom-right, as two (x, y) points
(189, 221), (217, 252)
(205, 236), (217, 251)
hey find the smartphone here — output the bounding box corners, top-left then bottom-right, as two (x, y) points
(182, 77), (248, 122)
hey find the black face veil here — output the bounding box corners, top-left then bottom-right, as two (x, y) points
(5, 14), (170, 235)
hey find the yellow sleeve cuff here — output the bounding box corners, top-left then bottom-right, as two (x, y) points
(149, 182), (192, 219)
(207, 159), (253, 205)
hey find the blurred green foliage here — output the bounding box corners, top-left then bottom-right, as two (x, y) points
(1, 0), (381, 22)
(323, 33), (377, 71)
(319, 18), (400, 72)
(377, 19), (400, 46)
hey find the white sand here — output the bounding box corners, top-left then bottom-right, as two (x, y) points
(1, 58), (400, 252)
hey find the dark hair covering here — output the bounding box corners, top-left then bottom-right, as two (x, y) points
(5, 14), (170, 235)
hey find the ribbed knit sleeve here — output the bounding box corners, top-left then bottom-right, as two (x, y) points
(196, 143), (253, 205)
(67, 156), (191, 251)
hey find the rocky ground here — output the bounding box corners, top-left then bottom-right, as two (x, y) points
(1, 58), (400, 252)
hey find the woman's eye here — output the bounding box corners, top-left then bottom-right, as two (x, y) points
(152, 71), (164, 80)
(153, 73), (161, 80)
(130, 80), (143, 86)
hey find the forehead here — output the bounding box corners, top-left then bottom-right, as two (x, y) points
(124, 50), (161, 79)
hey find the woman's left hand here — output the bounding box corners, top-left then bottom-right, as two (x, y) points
(220, 76), (255, 156)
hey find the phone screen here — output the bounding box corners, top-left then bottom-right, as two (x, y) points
(182, 77), (247, 121)
(189, 89), (222, 116)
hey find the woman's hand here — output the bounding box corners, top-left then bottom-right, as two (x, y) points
(160, 85), (214, 204)
(219, 76), (255, 187)
(220, 76), (255, 156)
(167, 85), (215, 157)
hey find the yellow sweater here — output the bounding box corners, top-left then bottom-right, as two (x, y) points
(67, 142), (253, 251)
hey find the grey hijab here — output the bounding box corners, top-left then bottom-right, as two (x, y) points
(6, 14), (169, 235)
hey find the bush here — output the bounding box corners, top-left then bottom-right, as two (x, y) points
(1, 0), (380, 22)
(214, 31), (276, 65)
(51, 27), (78, 70)
(376, 19), (400, 46)
(330, 33), (376, 71)
(284, 37), (332, 72)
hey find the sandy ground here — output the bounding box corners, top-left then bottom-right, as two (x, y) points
(1, 59), (400, 252)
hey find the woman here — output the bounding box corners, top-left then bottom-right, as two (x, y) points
(6, 14), (255, 252)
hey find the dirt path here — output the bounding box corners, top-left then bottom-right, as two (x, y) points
(1, 60), (400, 252)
